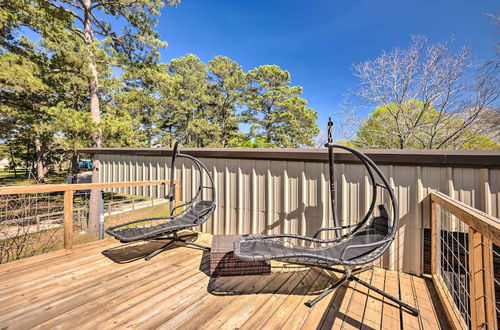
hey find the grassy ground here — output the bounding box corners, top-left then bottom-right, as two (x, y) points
(103, 192), (150, 203)
(104, 203), (170, 228)
(0, 168), (67, 186)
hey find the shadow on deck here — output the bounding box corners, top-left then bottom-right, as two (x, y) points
(0, 233), (450, 329)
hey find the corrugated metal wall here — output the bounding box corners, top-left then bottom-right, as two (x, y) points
(97, 153), (500, 275)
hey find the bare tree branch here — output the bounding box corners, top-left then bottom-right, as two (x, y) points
(352, 36), (499, 149)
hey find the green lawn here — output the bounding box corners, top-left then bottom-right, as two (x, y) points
(0, 168), (67, 186)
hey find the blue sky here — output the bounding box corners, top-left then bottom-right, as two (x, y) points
(156, 0), (498, 134)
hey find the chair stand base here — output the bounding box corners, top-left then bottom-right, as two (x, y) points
(145, 233), (211, 261)
(305, 267), (419, 317)
(351, 274), (419, 316)
(305, 274), (349, 307)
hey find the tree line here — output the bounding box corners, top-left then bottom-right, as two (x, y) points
(121, 55), (318, 149)
(0, 1), (318, 185)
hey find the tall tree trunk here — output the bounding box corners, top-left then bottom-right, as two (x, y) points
(84, 1), (102, 234)
(25, 145), (30, 177)
(34, 137), (45, 183)
(169, 125), (173, 147)
(71, 150), (79, 184)
(8, 146), (17, 178)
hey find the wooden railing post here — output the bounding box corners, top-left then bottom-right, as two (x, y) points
(468, 228), (481, 329)
(174, 180), (181, 214)
(63, 190), (74, 250)
(482, 237), (498, 330)
(431, 198), (438, 275)
(469, 228), (498, 330)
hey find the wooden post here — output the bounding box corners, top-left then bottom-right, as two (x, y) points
(482, 237), (498, 330)
(468, 228), (482, 329)
(469, 230), (498, 330)
(63, 190), (74, 250)
(174, 181), (181, 215)
(431, 199), (438, 275)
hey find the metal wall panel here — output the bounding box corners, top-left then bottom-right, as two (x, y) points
(97, 153), (500, 275)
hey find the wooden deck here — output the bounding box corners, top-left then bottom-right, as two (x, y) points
(0, 233), (449, 329)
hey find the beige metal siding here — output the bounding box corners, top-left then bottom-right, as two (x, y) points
(97, 154), (500, 275)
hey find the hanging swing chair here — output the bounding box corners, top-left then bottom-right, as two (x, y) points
(106, 141), (216, 260)
(234, 119), (419, 315)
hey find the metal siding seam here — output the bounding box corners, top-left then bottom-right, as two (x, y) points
(266, 161), (272, 235)
(341, 164), (348, 227)
(237, 163), (243, 235)
(416, 166), (424, 275)
(320, 164), (327, 239)
(301, 163), (307, 237)
(212, 163), (218, 235)
(283, 162), (289, 235)
(388, 165), (398, 271)
(251, 164), (257, 234)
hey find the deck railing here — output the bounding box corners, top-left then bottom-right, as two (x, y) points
(0, 180), (181, 263)
(430, 191), (499, 329)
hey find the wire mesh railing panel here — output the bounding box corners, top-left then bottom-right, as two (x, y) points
(0, 180), (177, 264)
(71, 190), (99, 246)
(432, 193), (500, 330)
(70, 185), (173, 246)
(436, 204), (472, 328)
(0, 192), (65, 263)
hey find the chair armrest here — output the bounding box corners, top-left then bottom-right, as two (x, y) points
(339, 239), (391, 261)
(312, 224), (358, 238)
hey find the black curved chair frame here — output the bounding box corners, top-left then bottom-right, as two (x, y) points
(106, 141), (216, 260)
(234, 119), (419, 315)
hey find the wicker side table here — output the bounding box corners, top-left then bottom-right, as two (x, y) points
(210, 235), (271, 277)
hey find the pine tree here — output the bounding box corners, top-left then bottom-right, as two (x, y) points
(244, 65), (319, 147)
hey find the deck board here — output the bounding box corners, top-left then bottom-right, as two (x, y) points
(0, 233), (449, 329)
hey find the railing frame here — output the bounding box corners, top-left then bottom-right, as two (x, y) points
(430, 191), (499, 330)
(0, 180), (180, 250)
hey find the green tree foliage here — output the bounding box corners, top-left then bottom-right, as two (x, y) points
(153, 57), (318, 148)
(244, 65), (319, 147)
(106, 63), (161, 147)
(0, 38), (59, 182)
(1, 0), (178, 176)
(208, 56), (246, 147)
(354, 101), (499, 149)
(159, 54), (218, 147)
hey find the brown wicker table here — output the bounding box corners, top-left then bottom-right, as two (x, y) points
(210, 235), (271, 277)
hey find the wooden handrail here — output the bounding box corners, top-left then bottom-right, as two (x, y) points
(0, 180), (179, 195)
(430, 191), (500, 246)
(430, 191), (499, 330)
